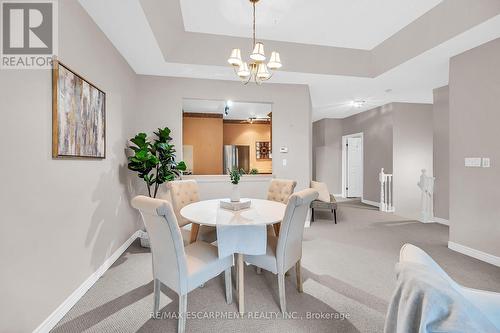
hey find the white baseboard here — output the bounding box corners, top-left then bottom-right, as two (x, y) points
(33, 230), (142, 333)
(432, 217), (449, 226)
(448, 241), (500, 267)
(332, 193), (343, 198)
(418, 217), (449, 225)
(361, 199), (380, 207)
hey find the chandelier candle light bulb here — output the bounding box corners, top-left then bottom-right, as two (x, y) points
(238, 62), (251, 78)
(268, 51), (282, 69)
(227, 0), (282, 85)
(257, 63), (271, 79)
(251, 42), (266, 61)
(228, 48), (243, 66)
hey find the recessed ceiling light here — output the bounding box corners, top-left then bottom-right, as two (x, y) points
(351, 100), (366, 108)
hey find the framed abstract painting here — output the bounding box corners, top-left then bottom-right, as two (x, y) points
(52, 59), (106, 159)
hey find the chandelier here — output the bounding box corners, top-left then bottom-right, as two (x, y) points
(227, 0), (282, 85)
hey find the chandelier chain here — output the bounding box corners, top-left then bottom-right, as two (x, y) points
(252, 1), (256, 47)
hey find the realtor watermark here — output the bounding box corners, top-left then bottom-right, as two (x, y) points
(1, 0), (58, 69)
(150, 311), (351, 321)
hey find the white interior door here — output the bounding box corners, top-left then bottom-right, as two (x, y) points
(347, 137), (362, 197)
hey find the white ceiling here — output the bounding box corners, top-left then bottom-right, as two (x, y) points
(183, 99), (272, 120)
(180, 0), (443, 50)
(79, 0), (500, 120)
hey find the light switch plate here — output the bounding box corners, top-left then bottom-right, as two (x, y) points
(482, 158), (491, 168)
(465, 157), (482, 167)
(282, 159), (287, 166)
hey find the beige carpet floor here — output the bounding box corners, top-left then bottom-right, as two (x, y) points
(52, 200), (500, 333)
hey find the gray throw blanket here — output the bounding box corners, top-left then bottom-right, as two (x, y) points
(384, 262), (499, 333)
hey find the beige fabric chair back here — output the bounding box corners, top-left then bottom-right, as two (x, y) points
(399, 243), (459, 289)
(168, 179), (200, 227)
(276, 188), (318, 274)
(131, 196), (188, 294)
(396, 244), (500, 330)
(267, 179), (297, 204)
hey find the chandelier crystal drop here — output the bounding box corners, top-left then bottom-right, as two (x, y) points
(227, 0), (282, 85)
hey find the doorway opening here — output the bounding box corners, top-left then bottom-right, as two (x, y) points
(181, 98), (272, 175)
(342, 132), (363, 198)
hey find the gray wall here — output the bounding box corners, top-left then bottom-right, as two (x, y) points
(313, 102), (434, 217)
(392, 103), (434, 220)
(312, 119), (343, 194)
(134, 76), (312, 192)
(449, 37), (500, 258)
(433, 86), (450, 220)
(0, 2), (139, 332)
(342, 105), (394, 202)
(312, 120), (325, 185)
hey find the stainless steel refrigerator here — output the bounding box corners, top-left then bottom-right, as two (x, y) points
(223, 145), (250, 173)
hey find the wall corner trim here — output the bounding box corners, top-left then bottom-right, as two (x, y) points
(448, 241), (500, 267)
(432, 217), (449, 226)
(361, 199), (380, 207)
(418, 217), (449, 225)
(33, 230), (142, 333)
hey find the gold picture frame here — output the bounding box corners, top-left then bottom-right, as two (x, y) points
(52, 58), (106, 159)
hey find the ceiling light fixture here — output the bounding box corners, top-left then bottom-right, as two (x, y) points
(227, 0), (282, 85)
(248, 116), (271, 123)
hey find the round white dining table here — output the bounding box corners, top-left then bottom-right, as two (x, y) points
(180, 198), (286, 314)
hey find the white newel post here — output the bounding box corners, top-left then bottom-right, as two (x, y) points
(417, 169), (435, 223)
(379, 168), (386, 211)
(379, 168), (394, 212)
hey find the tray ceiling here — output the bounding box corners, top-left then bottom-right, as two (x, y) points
(180, 0), (442, 50)
(79, 0), (500, 120)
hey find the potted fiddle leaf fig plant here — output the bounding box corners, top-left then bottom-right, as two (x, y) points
(127, 127), (186, 198)
(228, 168), (244, 202)
(127, 127), (186, 248)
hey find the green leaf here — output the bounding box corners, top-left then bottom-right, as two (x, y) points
(127, 126), (184, 194)
(176, 161), (187, 171)
(156, 127), (172, 142)
(130, 133), (148, 149)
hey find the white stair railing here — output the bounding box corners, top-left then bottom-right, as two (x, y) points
(379, 168), (395, 212)
(417, 169), (435, 223)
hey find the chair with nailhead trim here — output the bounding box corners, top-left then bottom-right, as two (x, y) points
(131, 196), (232, 333)
(167, 180), (216, 245)
(245, 189), (318, 313)
(266, 178), (297, 236)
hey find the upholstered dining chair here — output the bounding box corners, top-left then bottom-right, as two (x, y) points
(391, 243), (500, 331)
(167, 179), (216, 245)
(131, 196), (233, 333)
(245, 188), (319, 313)
(266, 178), (297, 236)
